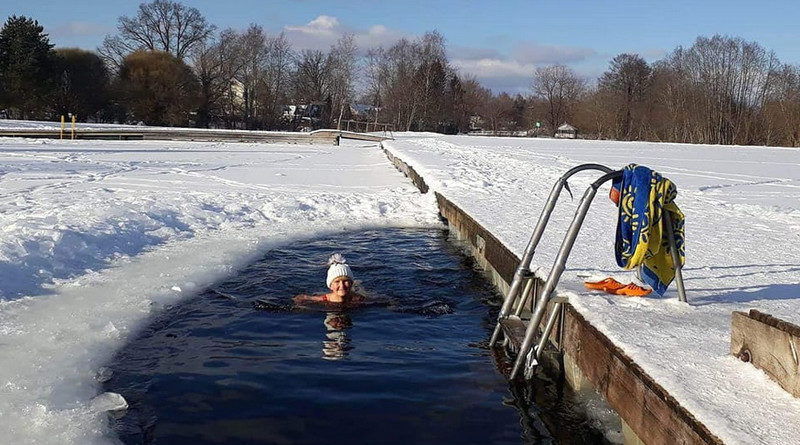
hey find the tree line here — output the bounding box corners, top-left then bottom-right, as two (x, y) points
(524, 37), (800, 147)
(0, 1), (798, 146)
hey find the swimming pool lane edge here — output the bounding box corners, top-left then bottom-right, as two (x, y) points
(381, 143), (723, 445)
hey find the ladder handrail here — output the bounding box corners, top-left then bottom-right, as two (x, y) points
(664, 212), (687, 303)
(510, 170), (622, 380)
(489, 164), (614, 347)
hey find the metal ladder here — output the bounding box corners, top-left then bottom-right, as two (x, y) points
(489, 164), (687, 380)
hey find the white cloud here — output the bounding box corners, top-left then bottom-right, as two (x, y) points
(450, 41), (602, 92)
(285, 15), (340, 35)
(450, 58), (536, 94)
(283, 15), (410, 53)
(279, 16), (601, 93)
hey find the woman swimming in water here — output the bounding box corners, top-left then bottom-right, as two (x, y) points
(293, 253), (365, 306)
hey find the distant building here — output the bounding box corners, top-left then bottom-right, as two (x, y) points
(555, 123), (578, 139)
(229, 78), (245, 107)
(469, 115), (483, 132)
(281, 105), (298, 120)
(348, 103), (378, 121)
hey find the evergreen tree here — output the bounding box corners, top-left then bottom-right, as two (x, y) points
(53, 48), (109, 121)
(510, 94), (527, 131)
(0, 15), (56, 118)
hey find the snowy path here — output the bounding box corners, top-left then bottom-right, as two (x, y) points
(384, 134), (800, 444)
(0, 137), (439, 444)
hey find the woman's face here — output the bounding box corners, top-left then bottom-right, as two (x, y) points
(329, 276), (353, 296)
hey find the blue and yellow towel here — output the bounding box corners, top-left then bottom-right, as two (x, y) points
(611, 164), (685, 296)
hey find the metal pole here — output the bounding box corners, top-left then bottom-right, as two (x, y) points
(489, 180), (566, 346)
(513, 278), (537, 317)
(503, 278), (535, 348)
(514, 279), (535, 315)
(510, 171), (621, 380)
(508, 278), (539, 355)
(489, 164), (613, 347)
(663, 212), (687, 303)
(535, 302), (562, 360)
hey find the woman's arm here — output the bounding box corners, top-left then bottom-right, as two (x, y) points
(293, 294), (324, 304)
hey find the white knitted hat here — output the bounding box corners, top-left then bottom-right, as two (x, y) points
(326, 253), (353, 288)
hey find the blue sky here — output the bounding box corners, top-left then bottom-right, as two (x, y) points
(4, 0), (799, 93)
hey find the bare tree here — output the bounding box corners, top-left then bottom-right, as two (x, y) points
(460, 76), (488, 128)
(382, 38), (418, 129)
(671, 35), (779, 144)
(480, 92), (513, 135)
(265, 33), (294, 111)
(761, 64), (800, 146)
(364, 48), (385, 108)
(411, 31), (447, 130)
(599, 54), (652, 139)
(294, 49), (330, 103)
(531, 65), (585, 134)
(233, 24), (269, 128)
(327, 34), (358, 128)
(99, 0), (215, 68)
(190, 31), (239, 127)
(363, 32), (452, 131)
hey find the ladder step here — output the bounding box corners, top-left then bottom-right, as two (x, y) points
(499, 316), (527, 352)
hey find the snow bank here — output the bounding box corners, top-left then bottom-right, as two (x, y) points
(0, 136), (440, 443)
(384, 134), (800, 444)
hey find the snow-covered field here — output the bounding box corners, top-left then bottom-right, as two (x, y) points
(0, 132), (439, 443)
(384, 134), (800, 444)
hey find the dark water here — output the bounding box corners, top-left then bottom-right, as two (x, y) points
(106, 228), (605, 444)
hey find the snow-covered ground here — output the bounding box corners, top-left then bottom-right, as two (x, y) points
(2, 117), (799, 444)
(0, 132), (439, 443)
(384, 134), (800, 444)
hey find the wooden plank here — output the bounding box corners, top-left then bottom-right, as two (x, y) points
(731, 310), (800, 397)
(563, 306), (722, 444)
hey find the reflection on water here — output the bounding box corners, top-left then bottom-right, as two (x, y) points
(105, 228), (607, 444)
(322, 312), (352, 360)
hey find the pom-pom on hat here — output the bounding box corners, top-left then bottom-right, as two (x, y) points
(326, 253), (353, 288)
